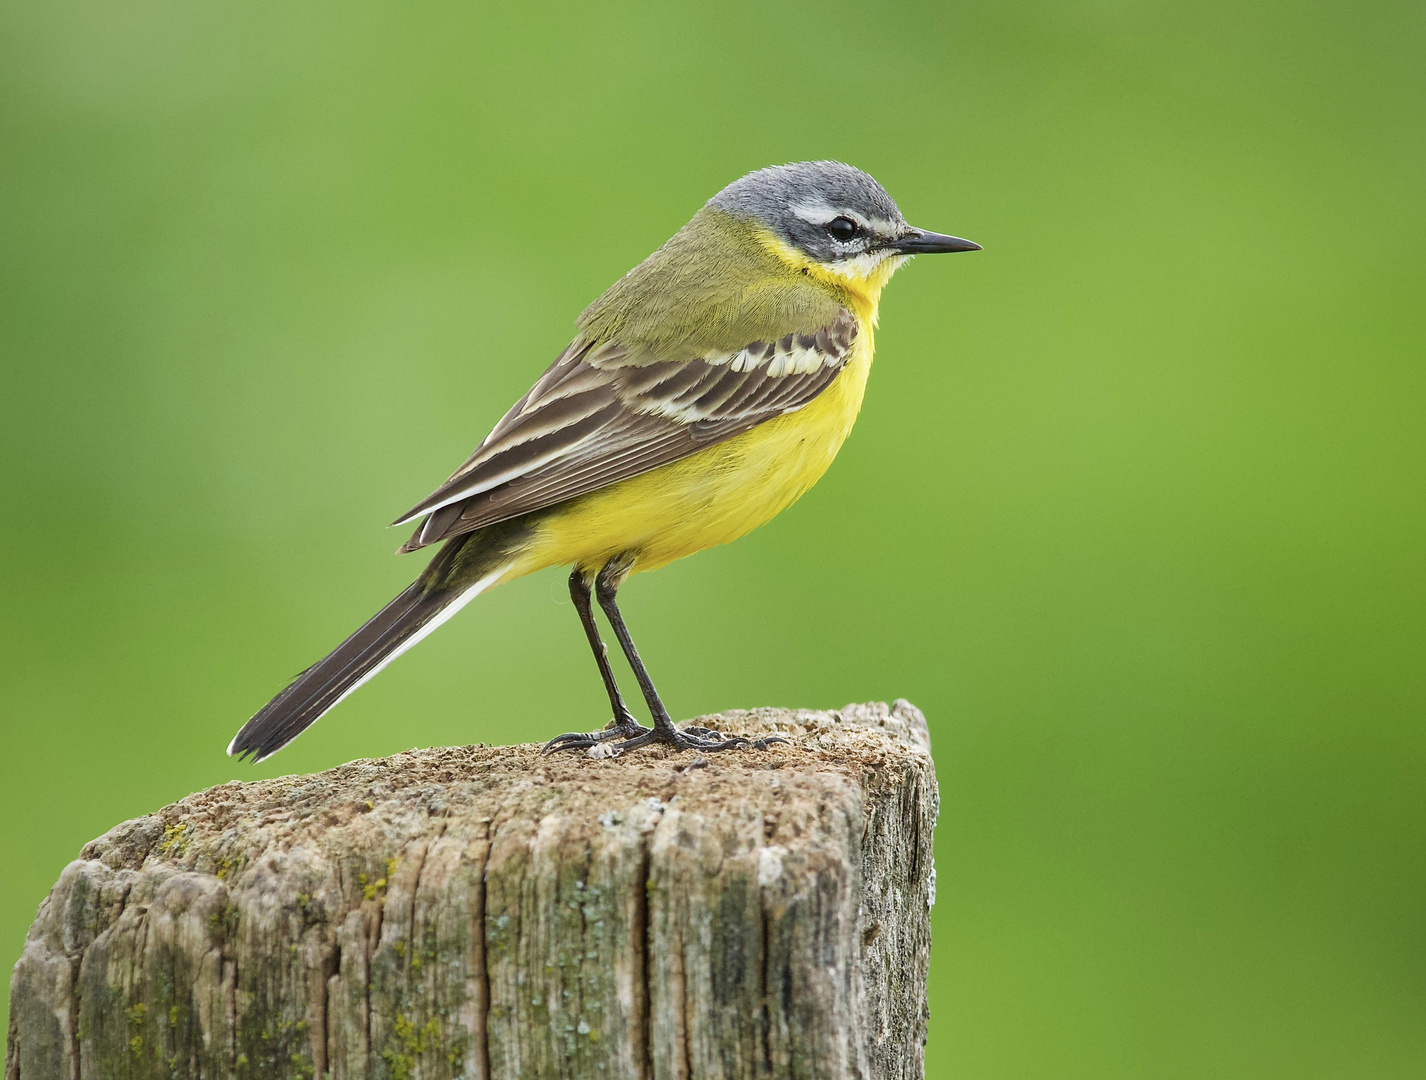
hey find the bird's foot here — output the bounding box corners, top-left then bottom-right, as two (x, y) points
(543, 714), (650, 755)
(545, 712), (788, 758)
(572, 719), (789, 758)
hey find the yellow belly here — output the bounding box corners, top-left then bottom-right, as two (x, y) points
(515, 331), (875, 577)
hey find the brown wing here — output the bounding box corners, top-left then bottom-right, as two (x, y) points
(393, 310), (858, 552)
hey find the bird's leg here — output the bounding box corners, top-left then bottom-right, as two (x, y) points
(543, 568), (650, 754)
(590, 556), (787, 755)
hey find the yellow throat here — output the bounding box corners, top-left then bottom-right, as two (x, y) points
(754, 226), (909, 328)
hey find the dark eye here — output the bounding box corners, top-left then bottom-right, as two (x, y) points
(826, 216), (859, 242)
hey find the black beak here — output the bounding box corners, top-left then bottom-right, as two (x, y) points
(891, 228), (982, 254)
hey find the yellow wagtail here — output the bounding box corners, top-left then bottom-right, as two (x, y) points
(228, 161), (979, 762)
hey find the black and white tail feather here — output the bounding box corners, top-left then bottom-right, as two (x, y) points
(228, 532), (514, 763)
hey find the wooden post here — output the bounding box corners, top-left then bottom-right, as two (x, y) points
(7, 701), (938, 1080)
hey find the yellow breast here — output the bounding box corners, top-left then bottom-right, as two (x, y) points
(521, 325), (876, 576)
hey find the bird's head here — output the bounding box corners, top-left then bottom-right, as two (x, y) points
(708, 160), (979, 302)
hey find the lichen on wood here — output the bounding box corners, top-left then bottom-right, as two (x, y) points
(7, 700), (938, 1080)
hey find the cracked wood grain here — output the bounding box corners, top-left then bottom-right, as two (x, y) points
(6, 701), (938, 1080)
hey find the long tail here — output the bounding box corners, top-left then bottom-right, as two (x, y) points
(228, 522), (529, 762)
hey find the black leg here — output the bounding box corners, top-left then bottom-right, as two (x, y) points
(593, 557), (679, 734)
(543, 568), (650, 754)
(584, 556), (788, 756)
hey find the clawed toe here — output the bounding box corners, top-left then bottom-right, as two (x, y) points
(747, 735), (790, 750)
(682, 732), (789, 753)
(542, 732), (599, 754)
(665, 724), (789, 752)
(544, 719), (788, 758)
(543, 718), (650, 755)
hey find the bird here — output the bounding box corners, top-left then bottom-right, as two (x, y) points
(227, 161), (979, 763)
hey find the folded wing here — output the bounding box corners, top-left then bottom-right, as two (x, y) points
(394, 309), (858, 551)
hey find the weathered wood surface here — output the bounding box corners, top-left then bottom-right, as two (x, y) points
(7, 701), (938, 1080)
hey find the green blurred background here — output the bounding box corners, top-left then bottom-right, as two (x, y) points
(3, 1), (1423, 1075)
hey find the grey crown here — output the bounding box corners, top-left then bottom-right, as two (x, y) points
(708, 160), (908, 263)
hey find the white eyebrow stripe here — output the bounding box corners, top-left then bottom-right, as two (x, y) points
(788, 203), (903, 239)
(789, 201), (872, 228)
